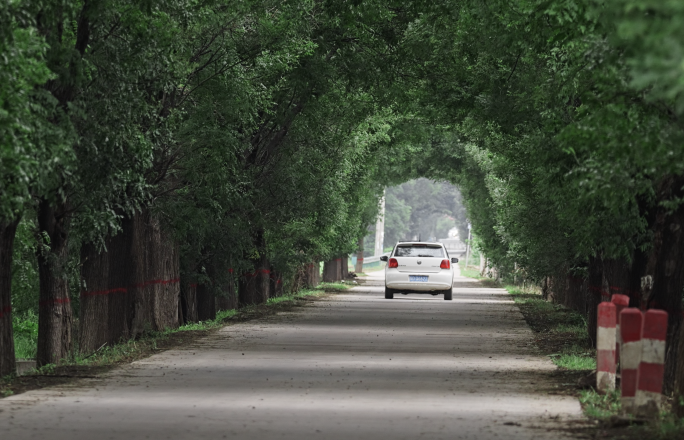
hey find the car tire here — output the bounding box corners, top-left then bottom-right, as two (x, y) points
(385, 287), (394, 299)
(444, 288), (453, 300)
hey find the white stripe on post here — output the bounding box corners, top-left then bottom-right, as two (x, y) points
(635, 309), (668, 416)
(611, 294), (629, 369)
(596, 302), (616, 392)
(619, 308), (642, 414)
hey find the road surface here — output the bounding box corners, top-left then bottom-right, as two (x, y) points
(0, 269), (583, 439)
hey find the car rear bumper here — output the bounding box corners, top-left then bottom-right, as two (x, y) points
(385, 270), (453, 292)
(386, 282), (452, 292)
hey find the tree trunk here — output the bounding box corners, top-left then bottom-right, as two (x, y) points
(79, 242), (115, 353)
(323, 259), (341, 282)
(299, 262), (317, 289)
(311, 261), (320, 286)
(239, 267), (270, 306)
(586, 256), (604, 348)
(180, 280), (198, 324)
(355, 238), (364, 273)
(642, 177), (684, 395)
(79, 210), (180, 354)
(216, 271), (237, 311)
(341, 256), (348, 280)
(0, 217), (20, 376)
(675, 322), (684, 417)
(36, 200), (73, 366)
(270, 270), (284, 298)
(196, 283), (216, 321)
(567, 274), (586, 315)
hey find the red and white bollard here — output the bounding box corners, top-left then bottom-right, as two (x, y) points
(635, 309), (668, 416)
(619, 308), (642, 413)
(596, 302), (617, 392)
(611, 294), (630, 367)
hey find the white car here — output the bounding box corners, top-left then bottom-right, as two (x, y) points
(380, 242), (458, 300)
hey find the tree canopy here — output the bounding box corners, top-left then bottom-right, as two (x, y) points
(2, 0), (684, 411)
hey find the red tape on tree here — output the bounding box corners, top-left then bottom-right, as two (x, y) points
(39, 297), (71, 307)
(81, 278), (181, 298)
(0, 305), (11, 319)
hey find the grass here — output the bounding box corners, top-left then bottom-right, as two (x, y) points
(362, 263), (386, 272)
(505, 285), (594, 371)
(457, 261), (502, 287)
(13, 311), (38, 359)
(500, 284), (684, 438)
(317, 281), (354, 292)
(579, 389), (622, 419)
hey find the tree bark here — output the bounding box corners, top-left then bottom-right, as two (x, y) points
(642, 176), (684, 395)
(36, 200), (73, 366)
(341, 256), (349, 280)
(675, 322), (684, 417)
(323, 259), (341, 282)
(586, 256), (604, 348)
(355, 238), (364, 273)
(196, 283), (216, 321)
(216, 271), (237, 311)
(79, 210), (180, 354)
(179, 278), (199, 324)
(238, 267), (269, 306)
(270, 269), (284, 298)
(238, 230), (270, 307)
(0, 217), (20, 376)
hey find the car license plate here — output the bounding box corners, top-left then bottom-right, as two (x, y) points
(409, 275), (428, 282)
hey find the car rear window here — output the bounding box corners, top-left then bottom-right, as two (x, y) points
(394, 245), (444, 258)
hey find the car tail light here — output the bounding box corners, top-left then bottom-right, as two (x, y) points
(388, 258), (398, 268)
(440, 259), (451, 269)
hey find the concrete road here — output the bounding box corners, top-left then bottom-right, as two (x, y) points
(0, 270), (583, 439)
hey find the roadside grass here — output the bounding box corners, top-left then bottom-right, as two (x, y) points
(579, 389), (622, 419)
(2, 287), (327, 398)
(457, 262), (501, 287)
(317, 281), (353, 292)
(362, 263), (386, 272)
(505, 285), (595, 371)
(13, 311), (39, 359)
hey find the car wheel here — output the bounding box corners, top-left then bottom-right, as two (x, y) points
(444, 288), (453, 301)
(385, 287), (394, 299)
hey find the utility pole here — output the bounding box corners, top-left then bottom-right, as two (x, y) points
(374, 190), (385, 256)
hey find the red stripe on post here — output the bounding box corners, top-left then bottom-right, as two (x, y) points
(621, 308), (643, 344)
(619, 308), (643, 413)
(596, 302), (617, 392)
(612, 294), (630, 367)
(641, 309), (668, 341)
(635, 309), (668, 415)
(638, 362), (665, 394)
(598, 302), (616, 329)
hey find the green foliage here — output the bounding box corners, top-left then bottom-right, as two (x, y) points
(579, 389), (622, 420)
(12, 310), (38, 359)
(10, 216), (39, 317)
(385, 179), (467, 244)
